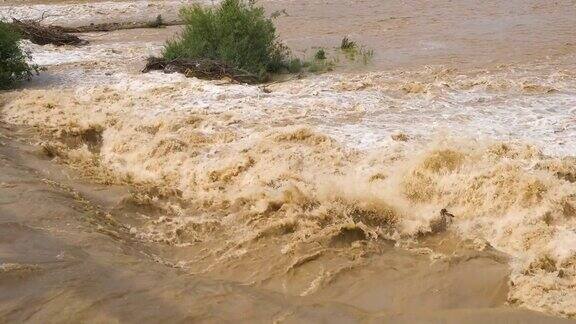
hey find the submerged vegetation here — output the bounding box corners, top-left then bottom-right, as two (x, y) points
(0, 21), (37, 90)
(339, 36), (374, 64)
(299, 39), (374, 74)
(340, 37), (357, 50)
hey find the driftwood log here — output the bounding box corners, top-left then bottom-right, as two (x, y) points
(142, 57), (260, 84)
(10, 19), (87, 46)
(58, 15), (173, 33)
(58, 22), (156, 33)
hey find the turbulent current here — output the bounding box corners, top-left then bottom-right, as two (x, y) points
(1, 0), (576, 322)
(3, 65), (576, 317)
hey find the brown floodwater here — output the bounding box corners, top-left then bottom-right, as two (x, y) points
(1, 123), (571, 323)
(2, 0), (576, 69)
(1, 0), (576, 323)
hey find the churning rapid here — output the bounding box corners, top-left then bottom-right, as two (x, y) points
(4, 63), (576, 318)
(1, 0), (576, 322)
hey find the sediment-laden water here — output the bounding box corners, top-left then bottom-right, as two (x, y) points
(1, 0), (576, 322)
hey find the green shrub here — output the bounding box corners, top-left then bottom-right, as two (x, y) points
(163, 0), (289, 81)
(0, 22), (36, 90)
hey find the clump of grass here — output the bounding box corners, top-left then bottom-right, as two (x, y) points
(306, 59), (334, 73)
(314, 48), (327, 60)
(163, 0), (290, 82)
(0, 21), (38, 90)
(294, 38), (373, 76)
(287, 58), (303, 73)
(359, 48), (374, 65)
(338, 36), (374, 65)
(304, 48), (334, 73)
(340, 37), (357, 50)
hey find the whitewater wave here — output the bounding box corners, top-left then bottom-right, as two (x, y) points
(2, 68), (576, 316)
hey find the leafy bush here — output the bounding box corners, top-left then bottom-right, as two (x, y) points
(0, 21), (36, 90)
(163, 0), (289, 81)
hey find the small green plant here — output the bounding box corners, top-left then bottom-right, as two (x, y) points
(340, 37), (357, 50)
(0, 21), (37, 90)
(303, 48), (335, 73)
(163, 0), (290, 81)
(314, 48), (327, 60)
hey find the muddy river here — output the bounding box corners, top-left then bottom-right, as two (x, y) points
(1, 0), (576, 323)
